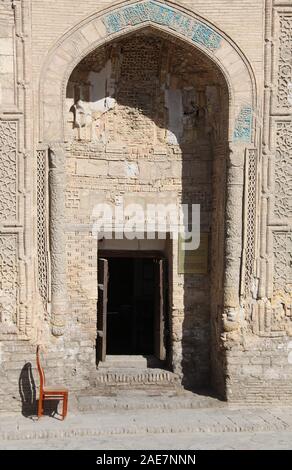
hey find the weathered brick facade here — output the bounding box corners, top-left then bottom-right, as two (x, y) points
(0, 0), (291, 412)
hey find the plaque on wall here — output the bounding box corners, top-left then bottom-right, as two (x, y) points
(178, 233), (209, 274)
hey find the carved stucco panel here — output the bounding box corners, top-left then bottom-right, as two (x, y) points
(0, 234), (18, 334)
(244, 149), (257, 296)
(0, 121), (17, 222)
(275, 121), (292, 219)
(273, 231), (292, 296)
(277, 14), (292, 109)
(37, 149), (49, 311)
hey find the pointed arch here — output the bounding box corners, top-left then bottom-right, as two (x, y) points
(39, 0), (256, 144)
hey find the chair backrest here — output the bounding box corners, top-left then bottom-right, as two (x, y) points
(36, 345), (46, 390)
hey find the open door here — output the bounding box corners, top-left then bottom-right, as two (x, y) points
(154, 258), (166, 361)
(97, 257), (108, 362)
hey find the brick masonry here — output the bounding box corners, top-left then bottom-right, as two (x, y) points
(0, 0), (291, 412)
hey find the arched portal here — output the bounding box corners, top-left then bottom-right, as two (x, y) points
(38, 1), (257, 395)
(40, 1), (256, 144)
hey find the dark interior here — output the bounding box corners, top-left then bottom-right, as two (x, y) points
(106, 257), (156, 355)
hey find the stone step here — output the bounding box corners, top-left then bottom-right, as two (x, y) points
(98, 355), (149, 369)
(93, 367), (181, 387)
(77, 390), (223, 412)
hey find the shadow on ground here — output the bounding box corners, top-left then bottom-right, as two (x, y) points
(19, 363), (60, 419)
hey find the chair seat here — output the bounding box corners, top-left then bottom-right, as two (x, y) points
(43, 386), (68, 393)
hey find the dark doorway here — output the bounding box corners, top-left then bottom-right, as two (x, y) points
(97, 253), (167, 361)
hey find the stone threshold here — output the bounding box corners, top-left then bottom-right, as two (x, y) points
(97, 355), (166, 369)
(95, 355), (180, 387)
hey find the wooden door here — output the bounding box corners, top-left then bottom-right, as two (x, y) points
(154, 258), (166, 361)
(97, 258), (108, 362)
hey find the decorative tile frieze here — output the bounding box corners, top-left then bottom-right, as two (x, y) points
(103, 1), (222, 51)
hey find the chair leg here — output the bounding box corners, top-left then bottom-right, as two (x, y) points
(62, 393), (68, 420)
(38, 393), (43, 419)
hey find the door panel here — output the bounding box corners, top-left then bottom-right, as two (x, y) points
(154, 258), (166, 361)
(97, 258), (108, 362)
(133, 258), (155, 354)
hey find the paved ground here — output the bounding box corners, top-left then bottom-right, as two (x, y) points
(1, 405), (292, 449)
(2, 430), (292, 450)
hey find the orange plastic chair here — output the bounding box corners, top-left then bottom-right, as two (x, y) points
(36, 345), (68, 420)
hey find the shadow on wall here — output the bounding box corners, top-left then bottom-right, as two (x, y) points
(19, 363), (37, 417)
(66, 29), (226, 146)
(19, 363), (59, 419)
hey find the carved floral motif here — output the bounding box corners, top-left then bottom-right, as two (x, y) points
(275, 122), (292, 219)
(0, 235), (18, 333)
(37, 150), (49, 310)
(245, 149), (257, 295)
(273, 231), (292, 295)
(0, 121), (17, 221)
(277, 15), (292, 109)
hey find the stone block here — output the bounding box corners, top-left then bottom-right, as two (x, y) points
(0, 55), (13, 73)
(76, 159), (108, 176)
(108, 161), (126, 178)
(0, 38), (13, 55)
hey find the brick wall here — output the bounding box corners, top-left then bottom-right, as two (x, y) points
(63, 31), (228, 388)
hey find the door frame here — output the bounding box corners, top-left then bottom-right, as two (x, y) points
(98, 250), (165, 259)
(96, 257), (108, 363)
(97, 250), (169, 365)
